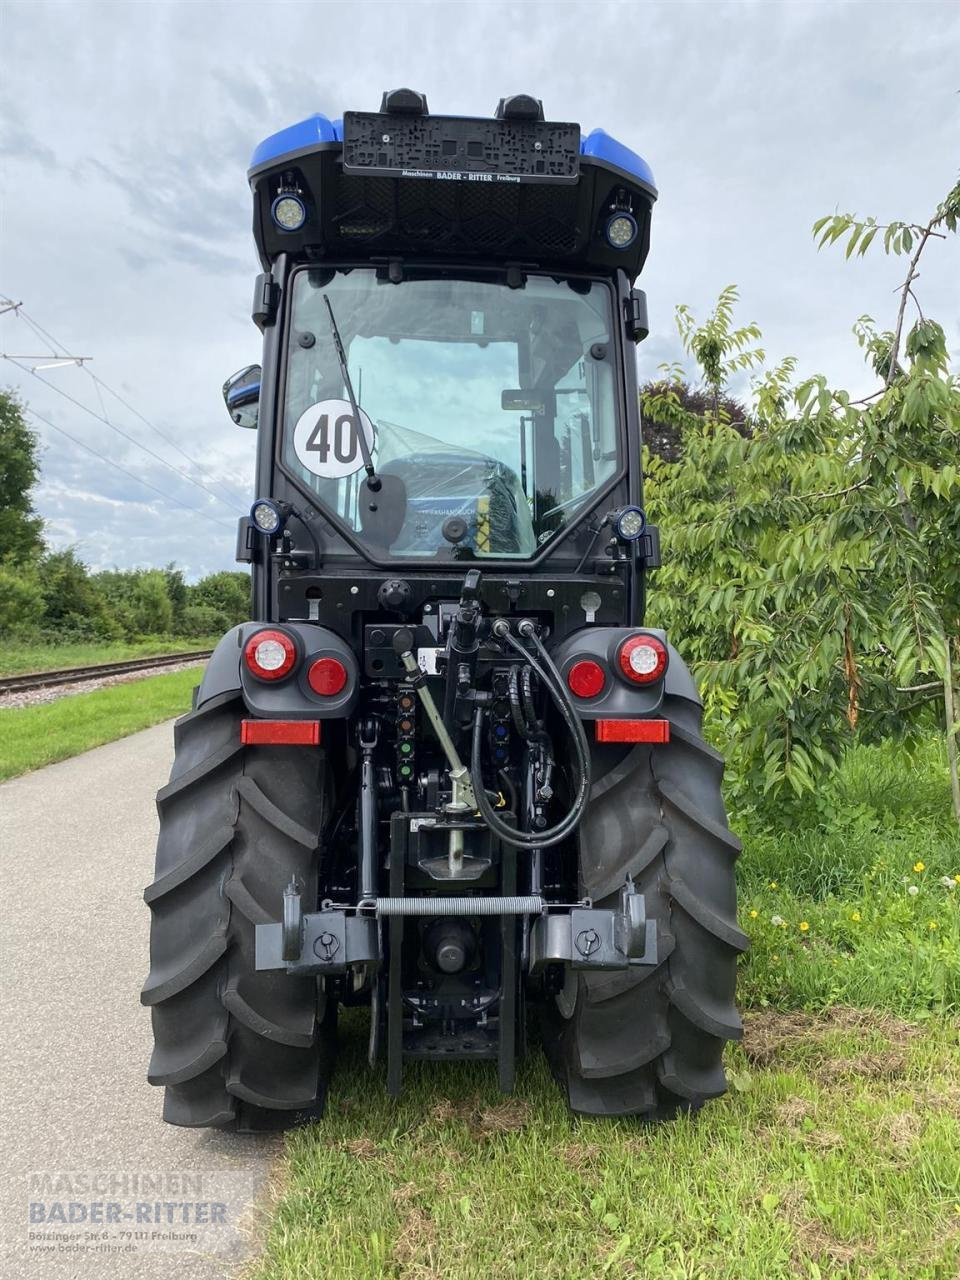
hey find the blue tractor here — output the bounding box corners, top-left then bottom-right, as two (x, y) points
(142, 90), (744, 1130)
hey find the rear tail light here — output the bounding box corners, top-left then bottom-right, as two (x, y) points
(596, 719), (670, 743)
(244, 629), (298, 681)
(308, 657), (348, 696)
(617, 634), (668, 685)
(567, 659), (606, 698)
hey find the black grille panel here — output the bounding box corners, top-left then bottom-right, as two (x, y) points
(329, 172), (580, 257)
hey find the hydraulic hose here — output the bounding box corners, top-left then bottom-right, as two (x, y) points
(470, 623), (591, 849)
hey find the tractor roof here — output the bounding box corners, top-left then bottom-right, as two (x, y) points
(246, 90), (657, 279)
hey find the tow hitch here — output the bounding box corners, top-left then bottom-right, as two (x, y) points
(255, 878), (656, 976)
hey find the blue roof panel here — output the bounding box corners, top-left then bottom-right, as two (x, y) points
(580, 129), (656, 195)
(249, 113), (339, 173)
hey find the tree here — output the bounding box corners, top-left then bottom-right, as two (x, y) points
(640, 376), (751, 462)
(39, 550), (119, 638)
(644, 180), (960, 820)
(162, 564), (188, 631)
(0, 389), (44, 565)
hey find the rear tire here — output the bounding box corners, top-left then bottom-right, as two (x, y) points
(141, 692), (336, 1130)
(544, 690), (746, 1118)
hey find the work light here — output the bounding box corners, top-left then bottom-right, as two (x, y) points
(604, 211), (638, 249)
(613, 505), (646, 540)
(250, 498), (285, 535)
(271, 193), (307, 232)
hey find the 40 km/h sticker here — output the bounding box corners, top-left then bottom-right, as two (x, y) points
(292, 399), (376, 479)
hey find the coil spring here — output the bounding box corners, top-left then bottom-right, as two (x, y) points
(372, 895), (544, 916)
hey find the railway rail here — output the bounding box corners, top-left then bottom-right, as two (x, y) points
(0, 651), (213, 696)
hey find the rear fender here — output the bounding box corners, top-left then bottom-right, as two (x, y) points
(548, 626), (700, 719)
(195, 623), (360, 721)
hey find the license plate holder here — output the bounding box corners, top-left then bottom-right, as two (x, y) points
(343, 112), (580, 184)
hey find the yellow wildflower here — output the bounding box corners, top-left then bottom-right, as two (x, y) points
(769, 881), (778, 889)
(850, 911), (861, 923)
(799, 921), (810, 933)
(928, 920), (939, 931)
(914, 861), (925, 873)
(749, 909), (759, 919)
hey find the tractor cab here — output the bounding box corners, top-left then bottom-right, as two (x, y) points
(228, 90), (659, 629)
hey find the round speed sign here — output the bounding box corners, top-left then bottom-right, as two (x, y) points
(292, 399), (377, 480)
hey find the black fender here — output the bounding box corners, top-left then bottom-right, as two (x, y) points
(548, 626), (701, 719)
(195, 623), (360, 721)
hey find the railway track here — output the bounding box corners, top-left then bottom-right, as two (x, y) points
(0, 650), (213, 696)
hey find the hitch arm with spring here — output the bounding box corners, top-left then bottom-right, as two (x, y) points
(392, 627), (477, 875)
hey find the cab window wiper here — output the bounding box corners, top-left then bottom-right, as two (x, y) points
(324, 296), (381, 492)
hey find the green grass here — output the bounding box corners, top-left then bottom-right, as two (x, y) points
(249, 735), (960, 1280)
(0, 667), (200, 779)
(250, 1011), (959, 1280)
(737, 737), (960, 1015)
(0, 635), (218, 676)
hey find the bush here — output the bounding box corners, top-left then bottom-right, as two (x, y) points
(93, 568), (175, 638)
(187, 571), (250, 629)
(179, 604), (229, 638)
(0, 564), (44, 634)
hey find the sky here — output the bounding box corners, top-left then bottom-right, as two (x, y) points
(0, 0), (957, 580)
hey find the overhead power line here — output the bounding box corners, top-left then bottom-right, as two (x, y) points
(0, 296), (250, 510)
(23, 405), (236, 532)
(88, 372), (250, 509)
(0, 354), (92, 369)
(3, 353), (245, 517)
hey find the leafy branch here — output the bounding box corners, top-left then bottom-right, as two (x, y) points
(646, 175), (960, 820)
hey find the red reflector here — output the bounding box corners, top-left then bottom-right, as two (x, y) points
(308, 657), (348, 696)
(567, 659), (606, 698)
(595, 719), (670, 743)
(241, 720), (321, 746)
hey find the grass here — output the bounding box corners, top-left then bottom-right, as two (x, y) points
(0, 667), (200, 779)
(248, 735), (960, 1280)
(249, 1011), (959, 1280)
(737, 737), (960, 1015)
(0, 635), (219, 676)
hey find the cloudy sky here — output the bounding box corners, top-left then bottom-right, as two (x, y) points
(1, 0), (957, 579)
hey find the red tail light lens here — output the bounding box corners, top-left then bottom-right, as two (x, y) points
(307, 657), (348, 696)
(617, 635), (668, 685)
(243, 629), (297, 681)
(567, 660), (606, 698)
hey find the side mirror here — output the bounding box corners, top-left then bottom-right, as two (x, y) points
(223, 364), (261, 429)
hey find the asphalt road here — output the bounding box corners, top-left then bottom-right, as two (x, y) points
(0, 723), (280, 1279)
